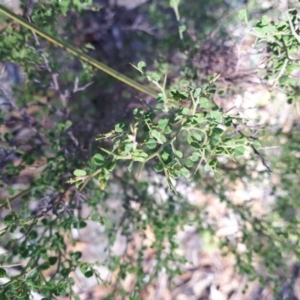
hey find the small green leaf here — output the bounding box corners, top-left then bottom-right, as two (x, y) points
(224, 117), (233, 126)
(151, 130), (167, 144)
(192, 132), (203, 141)
(234, 146), (245, 156)
(161, 151), (171, 163)
(277, 21), (288, 31)
(191, 152), (200, 162)
(137, 61), (146, 72)
(146, 138), (157, 149)
(115, 122), (126, 133)
(187, 135), (193, 144)
(214, 173), (222, 181)
(179, 107), (189, 115)
(193, 88), (202, 98)
(238, 8), (247, 21)
(169, 169), (181, 179)
(0, 228), (7, 236)
(210, 111), (222, 123)
(262, 15), (269, 25)
(180, 167), (190, 178)
(252, 140), (261, 149)
(91, 213), (100, 221)
(65, 120), (72, 130)
(123, 142), (133, 154)
(72, 251), (82, 260)
(93, 153), (105, 166)
(29, 230), (38, 240)
(279, 76), (289, 85)
(204, 164), (213, 172)
(4, 214), (16, 226)
(164, 125), (172, 134)
(147, 72), (160, 82)
(74, 169), (87, 176)
(84, 43), (95, 50)
(132, 150), (148, 162)
(199, 97), (214, 108)
(185, 159), (194, 168)
(175, 150), (183, 158)
(193, 114), (205, 124)
(157, 118), (169, 130)
(133, 108), (144, 118)
(225, 140), (235, 147)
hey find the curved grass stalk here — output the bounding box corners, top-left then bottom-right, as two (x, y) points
(0, 5), (158, 98)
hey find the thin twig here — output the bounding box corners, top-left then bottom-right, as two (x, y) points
(271, 58), (288, 90)
(73, 76), (94, 93)
(234, 123), (272, 173)
(287, 9), (300, 44)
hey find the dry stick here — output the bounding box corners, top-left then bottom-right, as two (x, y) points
(0, 5), (158, 98)
(29, 19), (69, 108)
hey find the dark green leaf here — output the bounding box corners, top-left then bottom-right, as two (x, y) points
(39, 263), (50, 270)
(154, 163), (164, 172)
(0, 268), (6, 278)
(80, 220), (87, 228)
(171, 90), (188, 100)
(72, 251), (82, 260)
(93, 153), (105, 166)
(191, 141), (201, 149)
(161, 151), (172, 164)
(48, 257), (58, 265)
(107, 160), (116, 171)
(84, 270), (94, 278)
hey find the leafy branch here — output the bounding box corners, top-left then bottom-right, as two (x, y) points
(0, 4), (158, 98)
